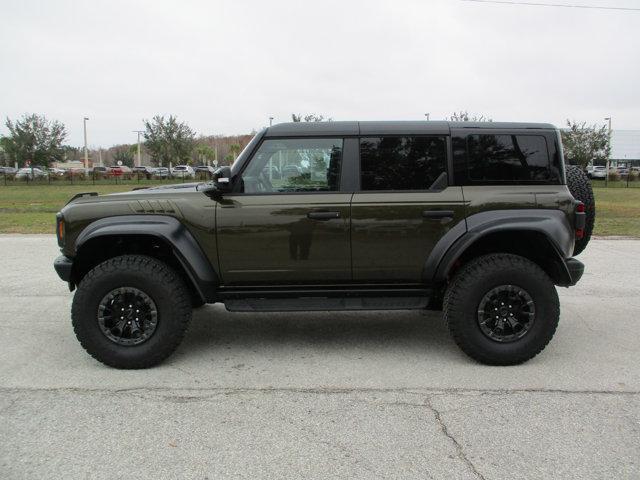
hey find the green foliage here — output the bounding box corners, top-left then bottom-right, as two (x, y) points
(143, 115), (195, 166)
(560, 120), (611, 169)
(291, 113), (332, 122)
(4, 114), (67, 167)
(448, 111), (492, 122)
(112, 146), (135, 167)
(228, 143), (241, 160)
(195, 143), (216, 164)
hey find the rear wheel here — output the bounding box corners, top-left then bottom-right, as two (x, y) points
(566, 165), (595, 256)
(72, 255), (192, 369)
(444, 253), (559, 365)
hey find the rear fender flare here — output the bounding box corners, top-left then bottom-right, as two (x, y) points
(424, 209), (574, 285)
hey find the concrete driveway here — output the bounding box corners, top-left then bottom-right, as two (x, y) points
(1, 235), (638, 479)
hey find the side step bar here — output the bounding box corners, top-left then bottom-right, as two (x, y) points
(220, 287), (431, 312)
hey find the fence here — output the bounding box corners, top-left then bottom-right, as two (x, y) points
(0, 171), (215, 186)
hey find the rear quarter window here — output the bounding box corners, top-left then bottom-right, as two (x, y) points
(453, 133), (561, 184)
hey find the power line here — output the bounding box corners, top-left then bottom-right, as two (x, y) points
(460, 0), (640, 11)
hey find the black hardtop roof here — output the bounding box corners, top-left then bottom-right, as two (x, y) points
(264, 121), (557, 137)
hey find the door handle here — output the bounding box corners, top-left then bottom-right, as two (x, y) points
(422, 210), (454, 219)
(307, 211), (341, 220)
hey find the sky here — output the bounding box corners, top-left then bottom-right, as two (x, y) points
(1, 0), (639, 147)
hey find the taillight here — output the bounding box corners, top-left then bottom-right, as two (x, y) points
(574, 202), (586, 240)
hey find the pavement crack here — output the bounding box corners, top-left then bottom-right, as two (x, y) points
(426, 396), (486, 480)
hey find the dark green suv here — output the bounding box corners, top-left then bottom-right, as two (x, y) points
(53, 121), (594, 368)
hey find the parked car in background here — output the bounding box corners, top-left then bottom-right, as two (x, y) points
(48, 167), (66, 177)
(91, 166), (108, 175)
(0, 166), (18, 176)
(153, 167), (169, 178)
(282, 164), (302, 178)
(588, 166), (607, 179)
(108, 165), (132, 177)
(171, 165), (195, 178)
(616, 166), (629, 177)
(194, 165), (216, 176)
(132, 166), (155, 178)
(15, 167), (48, 179)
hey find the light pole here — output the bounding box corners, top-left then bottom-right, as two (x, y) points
(269, 116), (274, 126)
(604, 117), (612, 187)
(83, 117), (89, 171)
(424, 113), (430, 121)
(133, 130), (144, 167)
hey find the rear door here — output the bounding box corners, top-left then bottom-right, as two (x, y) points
(351, 133), (466, 282)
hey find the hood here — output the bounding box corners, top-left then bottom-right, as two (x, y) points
(107, 182), (202, 195)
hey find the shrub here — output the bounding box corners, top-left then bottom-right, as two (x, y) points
(607, 170), (620, 182)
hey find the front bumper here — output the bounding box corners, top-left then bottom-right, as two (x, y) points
(54, 255), (73, 282)
(564, 258), (585, 286)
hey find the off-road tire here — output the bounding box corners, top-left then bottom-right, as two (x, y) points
(565, 165), (595, 256)
(443, 253), (559, 365)
(72, 255), (192, 369)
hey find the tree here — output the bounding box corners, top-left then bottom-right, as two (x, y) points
(291, 113), (332, 122)
(228, 143), (241, 161)
(4, 114), (67, 167)
(0, 137), (11, 166)
(195, 143), (216, 165)
(143, 115), (195, 166)
(112, 146), (135, 167)
(561, 120), (610, 168)
(448, 111), (492, 122)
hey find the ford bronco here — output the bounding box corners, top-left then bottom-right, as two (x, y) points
(53, 121), (594, 368)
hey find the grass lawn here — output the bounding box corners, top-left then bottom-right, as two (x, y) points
(0, 184), (149, 234)
(592, 187), (640, 237)
(1, 183), (639, 236)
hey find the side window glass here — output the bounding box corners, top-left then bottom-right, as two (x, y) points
(240, 138), (343, 193)
(359, 136), (447, 191)
(467, 134), (550, 182)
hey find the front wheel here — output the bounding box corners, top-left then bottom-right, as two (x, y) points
(443, 253), (559, 365)
(72, 255), (192, 369)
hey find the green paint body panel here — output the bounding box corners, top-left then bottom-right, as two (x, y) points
(351, 187), (466, 282)
(216, 193), (351, 285)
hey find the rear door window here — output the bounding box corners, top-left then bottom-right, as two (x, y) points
(359, 136), (448, 191)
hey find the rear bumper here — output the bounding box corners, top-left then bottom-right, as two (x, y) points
(54, 255), (73, 282)
(564, 258), (585, 286)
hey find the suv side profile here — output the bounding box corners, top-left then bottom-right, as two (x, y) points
(54, 121), (592, 368)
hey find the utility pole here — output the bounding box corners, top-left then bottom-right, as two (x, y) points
(269, 116), (274, 127)
(98, 149), (102, 166)
(604, 117), (612, 187)
(83, 117), (89, 171)
(424, 113), (430, 121)
(133, 130), (144, 167)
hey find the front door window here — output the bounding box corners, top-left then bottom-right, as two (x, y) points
(240, 138), (343, 193)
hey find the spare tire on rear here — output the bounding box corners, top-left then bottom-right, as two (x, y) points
(565, 165), (595, 256)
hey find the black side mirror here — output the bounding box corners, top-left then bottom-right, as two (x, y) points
(200, 166), (233, 199)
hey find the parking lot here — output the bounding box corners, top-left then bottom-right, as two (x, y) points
(1, 235), (639, 479)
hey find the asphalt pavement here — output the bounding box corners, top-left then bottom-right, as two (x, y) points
(1, 235), (639, 479)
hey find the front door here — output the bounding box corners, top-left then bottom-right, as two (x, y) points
(216, 137), (351, 286)
(351, 135), (466, 282)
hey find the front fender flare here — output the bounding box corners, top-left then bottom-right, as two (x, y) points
(75, 215), (219, 302)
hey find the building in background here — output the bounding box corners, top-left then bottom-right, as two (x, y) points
(610, 130), (640, 167)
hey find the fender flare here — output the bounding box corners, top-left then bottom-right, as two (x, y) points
(75, 215), (219, 302)
(423, 209), (574, 285)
